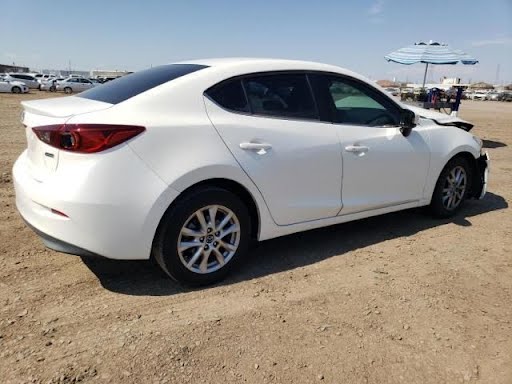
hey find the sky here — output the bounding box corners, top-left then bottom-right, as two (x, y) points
(1, 0), (511, 84)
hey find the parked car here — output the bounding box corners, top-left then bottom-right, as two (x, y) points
(5, 73), (39, 89)
(0, 76), (29, 93)
(13, 58), (489, 285)
(35, 74), (57, 85)
(486, 91), (501, 101)
(40, 77), (65, 92)
(56, 77), (98, 94)
(470, 90), (490, 100)
(384, 87), (400, 97)
(500, 92), (512, 102)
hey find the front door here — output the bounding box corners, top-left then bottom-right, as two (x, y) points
(310, 74), (430, 215)
(204, 73), (343, 225)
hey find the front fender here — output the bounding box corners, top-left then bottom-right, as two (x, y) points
(423, 126), (480, 203)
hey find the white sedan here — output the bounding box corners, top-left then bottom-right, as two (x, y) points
(0, 77), (29, 93)
(13, 58), (489, 285)
(56, 77), (98, 94)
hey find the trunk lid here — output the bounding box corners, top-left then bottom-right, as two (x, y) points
(21, 97), (112, 181)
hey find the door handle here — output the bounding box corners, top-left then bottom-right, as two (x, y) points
(240, 142), (273, 151)
(345, 145), (369, 153)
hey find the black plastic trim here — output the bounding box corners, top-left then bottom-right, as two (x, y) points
(471, 152), (488, 198)
(204, 69), (404, 126)
(23, 219), (104, 259)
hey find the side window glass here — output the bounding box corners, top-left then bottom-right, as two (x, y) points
(326, 78), (399, 126)
(206, 79), (249, 112)
(243, 74), (317, 119)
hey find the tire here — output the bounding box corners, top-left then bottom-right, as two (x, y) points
(64, 87), (73, 94)
(429, 156), (472, 218)
(11, 86), (21, 94)
(49, 86), (56, 92)
(152, 187), (251, 286)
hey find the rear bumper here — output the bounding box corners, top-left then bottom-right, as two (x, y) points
(23, 219), (102, 258)
(13, 147), (180, 260)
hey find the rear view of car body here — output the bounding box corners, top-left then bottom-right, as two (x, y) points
(13, 96), (179, 259)
(13, 64), (252, 260)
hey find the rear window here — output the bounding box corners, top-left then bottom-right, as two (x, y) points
(78, 64), (208, 104)
(206, 79), (249, 113)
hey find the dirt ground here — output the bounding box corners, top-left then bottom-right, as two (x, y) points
(0, 92), (511, 384)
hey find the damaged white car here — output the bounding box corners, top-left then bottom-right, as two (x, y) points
(13, 58), (489, 285)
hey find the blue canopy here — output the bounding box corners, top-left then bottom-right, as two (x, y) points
(385, 41), (478, 88)
(385, 41), (478, 65)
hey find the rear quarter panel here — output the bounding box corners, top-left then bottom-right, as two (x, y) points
(69, 84), (276, 241)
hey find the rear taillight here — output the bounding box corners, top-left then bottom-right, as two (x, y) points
(32, 124), (145, 153)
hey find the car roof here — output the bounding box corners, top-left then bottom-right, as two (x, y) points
(175, 57), (366, 81)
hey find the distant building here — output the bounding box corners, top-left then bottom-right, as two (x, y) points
(0, 63), (30, 73)
(90, 70), (132, 78)
(40, 69), (90, 77)
(441, 77), (461, 85)
(376, 79), (400, 88)
(59, 70), (90, 78)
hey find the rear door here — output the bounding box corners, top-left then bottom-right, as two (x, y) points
(80, 78), (91, 91)
(205, 72), (343, 225)
(0, 79), (8, 92)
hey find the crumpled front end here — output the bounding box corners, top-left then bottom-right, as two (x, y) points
(471, 152), (490, 199)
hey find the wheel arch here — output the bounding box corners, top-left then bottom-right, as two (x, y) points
(426, 149), (480, 203)
(151, 177), (263, 252)
(175, 178), (261, 241)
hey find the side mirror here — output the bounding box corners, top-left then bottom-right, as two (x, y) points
(400, 109), (418, 137)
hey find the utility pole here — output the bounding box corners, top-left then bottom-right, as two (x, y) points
(495, 64), (500, 85)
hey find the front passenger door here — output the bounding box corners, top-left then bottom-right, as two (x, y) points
(310, 74), (431, 215)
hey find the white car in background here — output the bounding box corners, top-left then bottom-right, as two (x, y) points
(0, 76), (29, 93)
(470, 91), (490, 100)
(13, 58), (489, 285)
(35, 74), (57, 85)
(384, 87), (400, 97)
(40, 77), (66, 92)
(5, 73), (40, 89)
(56, 77), (98, 94)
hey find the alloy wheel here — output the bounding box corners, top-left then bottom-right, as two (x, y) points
(442, 165), (467, 210)
(177, 205), (241, 274)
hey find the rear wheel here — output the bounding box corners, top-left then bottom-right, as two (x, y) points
(64, 87), (73, 94)
(11, 86), (21, 94)
(429, 156), (472, 218)
(153, 187), (251, 286)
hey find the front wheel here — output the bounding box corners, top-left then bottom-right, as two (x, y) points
(429, 156), (472, 218)
(11, 86), (21, 94)
(152, 187), (251, 286)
